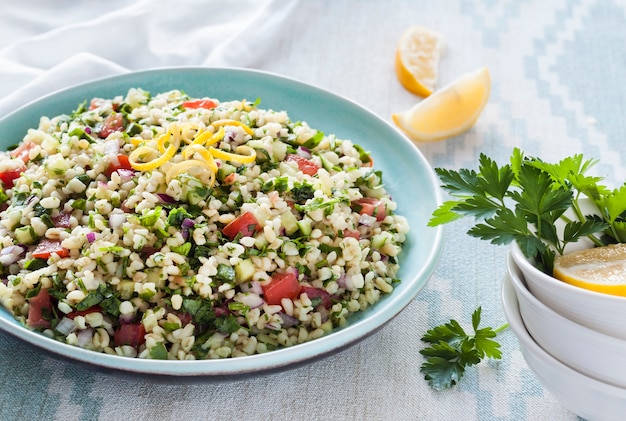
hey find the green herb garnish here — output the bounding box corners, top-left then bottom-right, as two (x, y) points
(420, 307), (506, 391)
(429, 148), (622, 274)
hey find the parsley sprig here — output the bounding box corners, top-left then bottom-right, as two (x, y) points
(421, 149), (626, 390)
(420, 308), (506, 390)
(429, 148), (626, 274)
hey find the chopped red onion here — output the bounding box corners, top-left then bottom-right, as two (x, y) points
(116, 169), (136, 183)
(317, 306), (330, 323)
(278, 313), (299, 328)
(84, 126), (92, 135)
(76, 328), (94, 348)
(358, 213), (377, 227)
(286, 266), (299, 279)
(337, 273), (347, 288)
(0, 245), (26, 265)
(181, 218), (196, 229)
(296, 146), (312, 159)
(56, 317), (77, 336)
(86, 232), (96, 243)
(157, 193), (177, 204)
(240, 281), (263, 295)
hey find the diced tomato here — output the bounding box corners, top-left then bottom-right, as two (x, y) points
(11, 141), (37, 163)
(89, 98), (106, 110)
(113, 322), (146, 347)
(53, 212), (72, 229)
(285, 154), (320, 176)
(27, 288), (53, 329)
(342, 229), (361, 240)
(222, 173), (236, 185)
(262, 272), (302, 306)
(67, 305), (102, 320)
(98, 113), (124, 139)
(301, 286), (333, 309)
(0, 166), (25, 189)
(182, 99), (218, 109)
(222, 211), (261, 240)
(352, 197), (387, 221)
(32, 239), (69, 259)
(104, 154), (133, 177)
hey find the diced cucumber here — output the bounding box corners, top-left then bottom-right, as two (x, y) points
(281, 211), (299, 236)
(371, 233), (388, 250)
(15, 225), (36, 244)
(118, 280), (135, 300)
(272, 141), (287, 162)
(296, 217), (312, 236)
(216, 163), (237, 181)
(235, 259), (256, 283)
(319, 154), (335, 172)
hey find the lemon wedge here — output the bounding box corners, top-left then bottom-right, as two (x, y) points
(392, 67), (491, 142)
(395, 26), (444, 97)
(553, 243), (626, 296)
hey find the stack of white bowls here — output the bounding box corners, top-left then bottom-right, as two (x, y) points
(503, 242), (626, 420)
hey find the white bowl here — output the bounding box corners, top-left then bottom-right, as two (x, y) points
(507, 252), (626, 388)
(502, 271), (626, 420)
(510, 241), (626, 340)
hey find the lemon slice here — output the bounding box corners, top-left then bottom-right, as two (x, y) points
(395, 26), (444, 97)
(553, 243), (626, 296)
(392, 67), (491, 142)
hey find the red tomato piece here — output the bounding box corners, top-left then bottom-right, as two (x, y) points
(222, 211), (260, 240)
(67, 305), (102, 320)
(98, 113), (124, 139)
(32, 239), (70, 259)
(27, 288), (52, 329)
(285, 154), (320, 176)
(105, 154), (133, 177)
(0, 166), (25, 189)
(89, 98), (106, 110)
(11, 141), (37, 163)
(352, 197), (387, 221)
(114, 323), (147, 347)
(342, 229), (361, 240)
(182, 99), (217, 109)
(222, 173), (236, 185)
(262, 272), (302, 306)
(301, 286), (333, 309)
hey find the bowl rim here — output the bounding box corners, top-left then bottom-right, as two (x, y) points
(0, 66), (444, 376)
(509, 241), (626, 303)
(506, 252), (622, 341)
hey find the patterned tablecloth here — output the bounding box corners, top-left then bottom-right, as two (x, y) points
(1, 0), (623, 419)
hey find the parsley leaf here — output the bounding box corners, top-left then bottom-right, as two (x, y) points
(420, 307), (506, 391)
(429, 148), (616, 274)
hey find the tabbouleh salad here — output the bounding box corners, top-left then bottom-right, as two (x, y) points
(0, 88), (409, 360)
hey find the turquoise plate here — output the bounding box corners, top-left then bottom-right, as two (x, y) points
(0, 67), (442, 376)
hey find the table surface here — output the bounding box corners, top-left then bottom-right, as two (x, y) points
(2, 0), (624, 420)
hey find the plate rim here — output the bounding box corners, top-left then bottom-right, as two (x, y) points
(0, 66), (443, 376)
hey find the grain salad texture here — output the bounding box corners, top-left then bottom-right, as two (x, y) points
(0, 89), (409, 360)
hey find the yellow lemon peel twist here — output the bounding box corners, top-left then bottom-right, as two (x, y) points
(128, 120), (257, 186)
